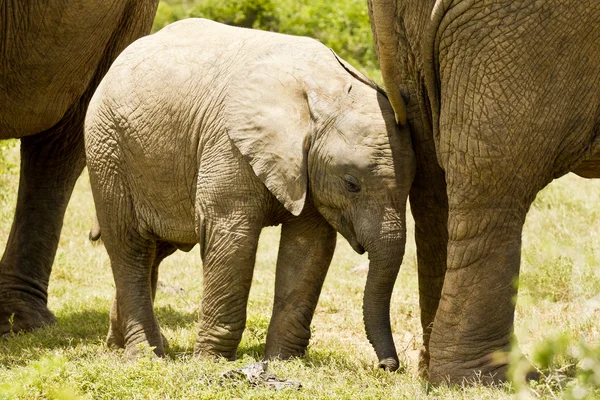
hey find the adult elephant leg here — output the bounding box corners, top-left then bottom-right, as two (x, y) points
(410, 131), (449, 378)
(428, 166), (535, 384)
(0, 0), (158, 336)
(194, 220), (261, 360)
(0, 106), (86, 335)
(264, 210), (336, 359)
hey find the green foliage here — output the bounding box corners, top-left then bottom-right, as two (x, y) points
(571, 344), (600, 400)
(0, 139), (18, 173)
(151, 0), (381, 81)
(0, 140), (18, 209)
(509, 334), (600, 399)
(274, 0), (378, 77)
(188, 0), (279, 31)
(151, 0), (194, 32)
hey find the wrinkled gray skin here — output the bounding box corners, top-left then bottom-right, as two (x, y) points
(85, 19), (415, 366)
(369, 0), (600, 385)
(0, 0), (158, 335)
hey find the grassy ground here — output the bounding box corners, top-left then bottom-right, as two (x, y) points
(0, 137), (599, 399)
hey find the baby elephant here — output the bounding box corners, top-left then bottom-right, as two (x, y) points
(85, 18), (415, 370)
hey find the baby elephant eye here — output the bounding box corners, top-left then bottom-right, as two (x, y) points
(344, 174), (361, 193)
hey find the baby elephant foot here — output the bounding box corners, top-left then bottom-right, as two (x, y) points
(264, 320), (310, 361)
(160, 332), (170, 353)
(194, 321), (245, 361)
(194, 336), (239, 361)
(106, 322), (125, 349)
(263, 340), (307, 361)
(106, 321), (166, 358)
(123, 337), (166, 359)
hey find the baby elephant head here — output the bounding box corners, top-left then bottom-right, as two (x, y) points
(226, 45), (415, 370)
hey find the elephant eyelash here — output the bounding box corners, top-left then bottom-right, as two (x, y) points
(344, 175), (361, 193)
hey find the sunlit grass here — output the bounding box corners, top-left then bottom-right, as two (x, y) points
(0, 140), (599, 398)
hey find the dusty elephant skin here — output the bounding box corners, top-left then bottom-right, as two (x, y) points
(0, 1), (158, 335)
(369, 0), (600, 385)
(84, 18), (415, 367)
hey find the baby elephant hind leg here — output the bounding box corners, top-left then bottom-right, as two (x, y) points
(106, 240), (177, 353)
(104, 230), (166, 358)
(194, 220), (261, 360)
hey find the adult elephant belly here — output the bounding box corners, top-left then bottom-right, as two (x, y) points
(572, 151), (600, 179)
(0, 0), (127, 139)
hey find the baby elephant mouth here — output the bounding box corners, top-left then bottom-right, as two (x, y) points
(340, 216), (365, 254)
(349, 238), (366, 254)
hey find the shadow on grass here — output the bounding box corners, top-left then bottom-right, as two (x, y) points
(155, 305), (198, 329)
(236, 342), (266, 360)
(0, 308), (108, 367)
(0, 305), (202, 366)
(233, 345), (361, 372)
(303, 347), (371, 371)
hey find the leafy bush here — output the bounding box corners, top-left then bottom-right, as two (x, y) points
(152, 0), (192, 32)
(509, 334), (600, 399)
(188, 0), (279, 31)
(151, 0), (381, 80)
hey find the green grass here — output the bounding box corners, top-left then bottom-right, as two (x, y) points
(1, 137), (600, 399)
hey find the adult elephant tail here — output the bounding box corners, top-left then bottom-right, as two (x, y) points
(89, 213), (101, 242)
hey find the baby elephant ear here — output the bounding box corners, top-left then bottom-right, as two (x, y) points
(329, 49), (407, 126)
(225, 57), (312, 216)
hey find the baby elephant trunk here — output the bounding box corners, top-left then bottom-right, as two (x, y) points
(363, 233), (406, 371)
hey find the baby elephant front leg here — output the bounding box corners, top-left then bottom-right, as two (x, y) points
(265, 212), (336, 359)
(194, 223), (262, 360)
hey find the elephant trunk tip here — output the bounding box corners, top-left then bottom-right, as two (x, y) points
(378, 356), (401, 372)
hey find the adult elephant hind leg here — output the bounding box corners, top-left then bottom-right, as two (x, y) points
(0, 106), (86, 336)
(409, 130), (449, 379)
(194, 219), (262, 361)
(264, 210), (336, 360)
(427, 164), (539, 385)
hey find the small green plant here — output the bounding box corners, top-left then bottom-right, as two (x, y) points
(7, 313), (14, 335)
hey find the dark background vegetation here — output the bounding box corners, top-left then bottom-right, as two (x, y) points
(151, 0), (382, 82)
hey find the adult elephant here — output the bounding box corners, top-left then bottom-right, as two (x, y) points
(0, 0), (158, 335)
(369, 0), (600, 385)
